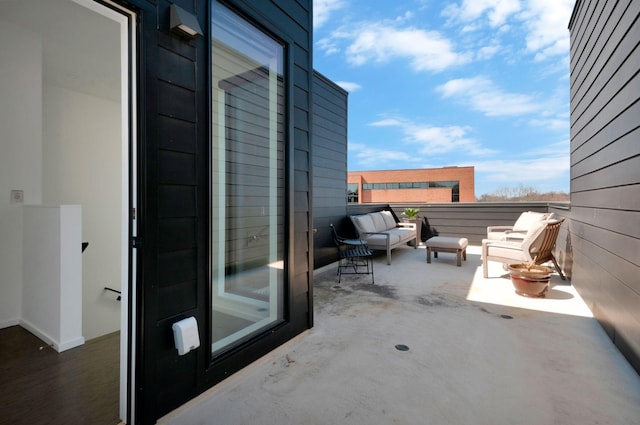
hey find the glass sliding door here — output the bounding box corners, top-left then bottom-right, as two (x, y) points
(210, 1), (285, 356)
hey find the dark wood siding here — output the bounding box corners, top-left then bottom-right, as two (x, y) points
(132, 0), (313, 423)
(311, 71), (349, 268)
(568, 0), (640, 373)
(135, 2), (207, 422)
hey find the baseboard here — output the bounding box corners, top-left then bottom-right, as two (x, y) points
(0, 318), (20, 330)
(19, 319), (86, 352)
(58, 336), (85, 352)
(19, 319), (57, 350)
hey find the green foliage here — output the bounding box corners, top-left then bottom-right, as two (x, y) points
(403, 208), (420, 219)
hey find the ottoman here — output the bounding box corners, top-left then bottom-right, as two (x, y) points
(425, 237), (468, 266)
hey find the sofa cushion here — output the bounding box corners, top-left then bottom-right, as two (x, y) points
(386, 227), (413, 243)
(369, 212), (388, 232)
(513, 211), (549, 232)
(365, 233), (399, 247)
(351, 214), (375, 235)
(380, 210), (397, 230)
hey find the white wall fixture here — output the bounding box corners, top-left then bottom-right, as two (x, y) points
(172, 316), (200, 355)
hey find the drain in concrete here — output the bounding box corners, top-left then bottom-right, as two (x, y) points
(500, 314), (514, 319)
(395, 344), (410, 351)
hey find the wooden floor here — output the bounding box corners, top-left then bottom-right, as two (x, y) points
(0, 326), (120, 425)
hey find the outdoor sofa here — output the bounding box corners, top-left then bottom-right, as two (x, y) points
(349, 211), (417, 265)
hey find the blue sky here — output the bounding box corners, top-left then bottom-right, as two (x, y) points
(312, 0), (575, 197)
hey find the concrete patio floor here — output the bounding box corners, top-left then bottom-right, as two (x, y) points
(159, 244), (640, 425)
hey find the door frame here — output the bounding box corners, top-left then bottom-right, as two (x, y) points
(73, 0), (139, 422)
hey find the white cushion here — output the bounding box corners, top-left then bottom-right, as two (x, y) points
(364, 233), (393, 247)
(425, 237), (468, 249)
(513, 211), (549, 232)
(486, 242), (528, 262)
(521, 220), (549, 251)
(386, 227), (412, 242)
(370, 212), (388, 232)
(351, 215), (375, 234)
(380, 210), (397, 229)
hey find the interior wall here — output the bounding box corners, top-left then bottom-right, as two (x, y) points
(0, 7), (122, 340)
(42, 83), (122, 340)
(0, 21), (43, 327)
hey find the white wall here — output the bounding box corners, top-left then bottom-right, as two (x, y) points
(43, 84), (122, 340)
(22, 205), (84, 351)
(0, 18), (122, 340)
(0, 21), (43, 327)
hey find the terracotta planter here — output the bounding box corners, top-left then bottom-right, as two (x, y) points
(507, 264), (552, 298)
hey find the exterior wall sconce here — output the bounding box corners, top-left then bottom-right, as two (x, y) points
(170, 4), (203, 39)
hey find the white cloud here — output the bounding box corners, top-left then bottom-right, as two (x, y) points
(520, 0), (573, 61)
(370, 118), (403, 127)
(348, 142), (420, 168)
(476, 43), (502, 60)
(325, 21), (471, 72)
(316, 37), (340, 55)
(335, 81), (362, 92)
(445, 0), (572, 62)
(370, 117), (496, 156)
(313, 0), (346, 29)
(436, 76), (540, 117)
(524, 139), (570, 157)
(443, 0), (522, 27)
(473, 138), (570, 187)
(474, 153), (569, 186)
(434, 139), (570, 195)
(529, 117), (568, 131)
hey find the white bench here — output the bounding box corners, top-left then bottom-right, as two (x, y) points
(425, 237), (468, 267)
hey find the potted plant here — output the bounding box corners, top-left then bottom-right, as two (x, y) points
(402, 208), (420, 221)
(507, 263), (552, 297)
(402, 208), (420, 246)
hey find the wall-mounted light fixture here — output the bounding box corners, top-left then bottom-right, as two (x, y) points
(170, 4), (203, 39)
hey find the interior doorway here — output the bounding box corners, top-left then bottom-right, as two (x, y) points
(0, 0), (136, 422)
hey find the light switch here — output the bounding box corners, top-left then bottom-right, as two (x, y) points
(10, 190), (24, 204)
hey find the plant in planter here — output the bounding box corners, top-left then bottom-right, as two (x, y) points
(507, 263), (552, 297)
(402, 208), (420, 220)
(400, 208), (421, 247)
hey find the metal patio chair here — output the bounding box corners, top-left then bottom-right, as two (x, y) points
(330, 224), (374, 284)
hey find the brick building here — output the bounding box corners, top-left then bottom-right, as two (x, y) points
(348, 166), (475, 203)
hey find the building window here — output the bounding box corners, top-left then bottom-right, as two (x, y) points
(347, 183), (359, 203)
(210, 1), (285, 357)
(360, 180), (460, 202)
(430, 181), (460, 202)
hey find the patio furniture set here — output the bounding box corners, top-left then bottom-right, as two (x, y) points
(332, 210), (565, 297)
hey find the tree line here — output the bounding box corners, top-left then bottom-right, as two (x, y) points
(477, 185), (569, 202)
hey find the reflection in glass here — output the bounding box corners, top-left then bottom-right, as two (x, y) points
(211, 2), (285, 356)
